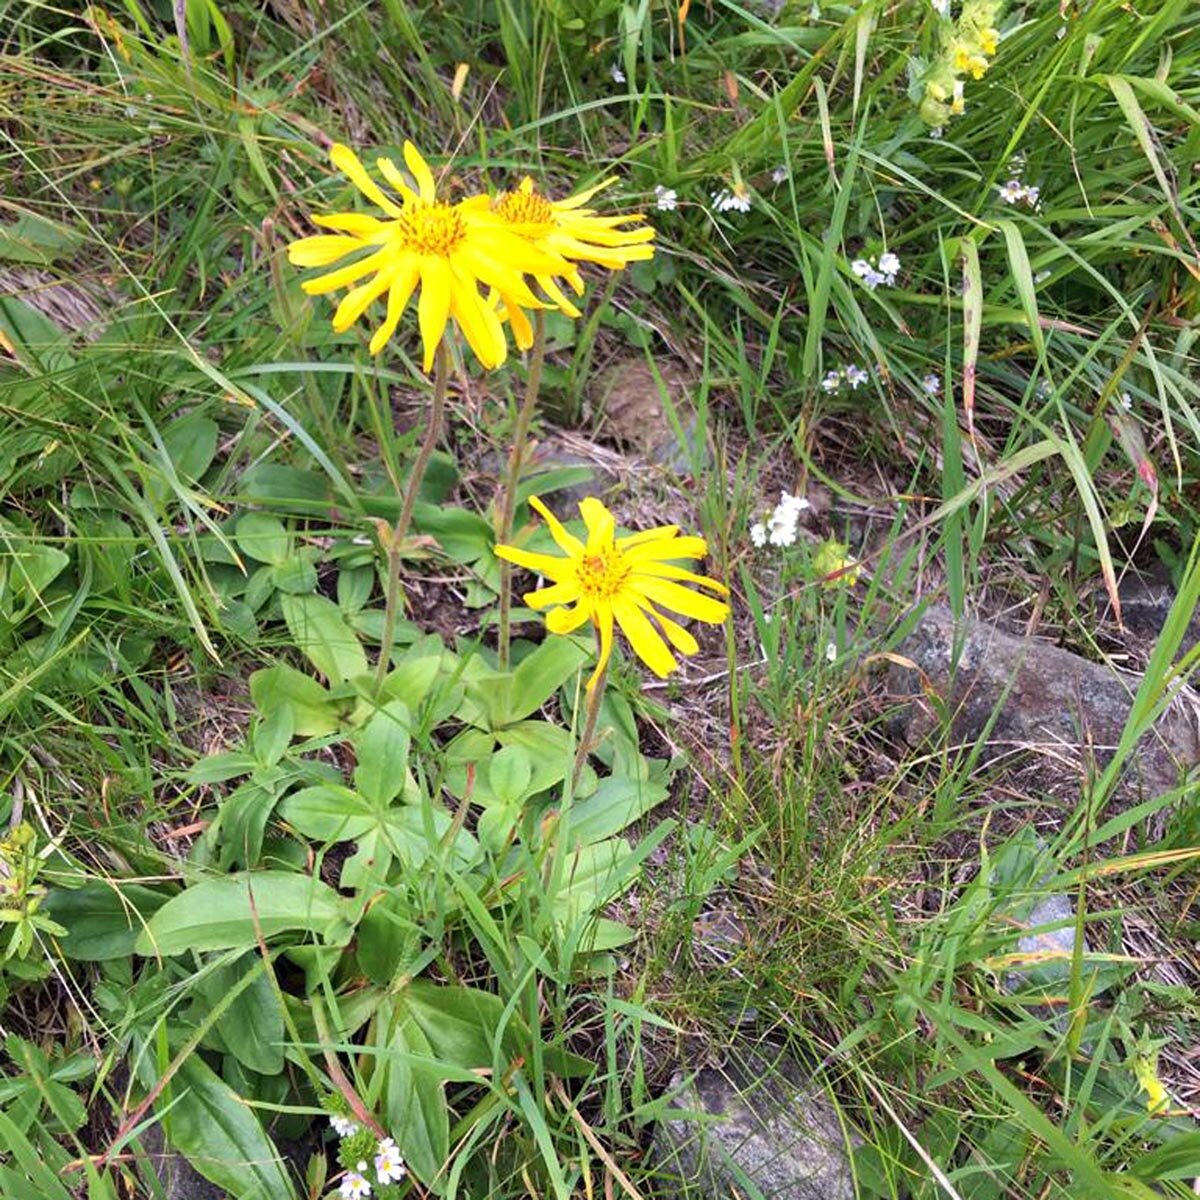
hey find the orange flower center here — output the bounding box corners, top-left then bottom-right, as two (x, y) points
(394, 202), (465, 257)
(493, 190), (555, 228)
(575, 550), (629, 601)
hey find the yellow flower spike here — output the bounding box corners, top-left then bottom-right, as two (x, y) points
(287, 140), (574, 371)
(979, 26), (999, 55)
(463, 174), (655, 345)
(494, 496), (729, 691)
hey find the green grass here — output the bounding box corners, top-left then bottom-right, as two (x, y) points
(0, 0), (1198, 1197)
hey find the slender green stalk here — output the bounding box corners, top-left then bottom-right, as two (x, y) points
(571, 660), (607, 787)
(374, 342), (450, 692)
(496, 309), (547, 671)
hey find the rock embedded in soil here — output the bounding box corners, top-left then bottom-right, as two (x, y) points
(651, 1045), (857, 1200)
(889, 605), (1199, 795)
(1003, 892), (1079, 995)
(1100, 564), (1200, 661)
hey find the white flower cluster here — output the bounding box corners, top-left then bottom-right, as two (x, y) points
(330, 1118), (407, 1197)
(750, 491), (811, 548)
(821, 364), (870, 393)
(712, 184), (752, 214)
(850, 251), (900, 289)
(653, 184), (677, 211)
(997, 178), (1040, 207)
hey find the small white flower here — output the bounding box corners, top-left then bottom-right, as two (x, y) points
(930, 0), (949, 13)
(922, 372), (942, 396)
(850, 258), (873, 280)
(330, 1115), (360, 1138)
(1034, 269), (1051, 284)
(998, 179), (1026, 205)
(825, 641), (838, 663)
(1056, 22), (1066, 38)
(1036, 379), (1053, 399)
(821, 369), (842, 393)
(1023, 184), (1040, 207)
(928, 126), (944, 140)
(375, 1138), (406, 1185)
(877, 251), (900, 282)
(340, 1165), (372, 1199)
(750, 522), (767, 547)
(610, 62), (626, 84)
(1119, 391), (1133, 411)
(844, 364), (869, 389)
(653, 185), (677, 212)
(808, 2), (821, 18)
(771, 165), (789, 184)
(767, 512), (798, 547)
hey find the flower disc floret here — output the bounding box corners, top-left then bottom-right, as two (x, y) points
(494, 496), (729, 690)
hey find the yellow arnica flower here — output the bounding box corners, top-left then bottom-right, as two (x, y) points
(463, 177), (655, 350)
(287, 142), (566, 370)
(495, 496), (729, 690)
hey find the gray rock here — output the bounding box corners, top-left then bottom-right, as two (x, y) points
(652, 1046), (856, 1200)
(1004, 892), (1079, 995)
(140, 1127), (228, 1200)
(1101, 565), (1200, 660)
(889, 604), (1199, 795)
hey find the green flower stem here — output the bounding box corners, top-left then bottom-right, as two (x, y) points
(374, 341), (450, 692)
(496, 309), (547, 671)
(572, 658), (607, 787)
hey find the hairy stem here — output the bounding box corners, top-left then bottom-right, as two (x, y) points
(374, 341), (450, 692)
(496, 309), (547, 671)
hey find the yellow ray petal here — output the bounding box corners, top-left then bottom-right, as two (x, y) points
(311, 212), (387, 236)
(417, 256), (452, 372)
(332, 267), (394, 332)
(630, 577), (730, 624)
(503, 295), (534, 350)
(547, 602), (592, 634)
(494, 544), (574, 582)
(633, 560), (729, 594)
(288, 234), (366, 268)
(588, 603), (614, 691)
(300, 247), (390, 295)
(613, 596), (678, 678)
(403, 140), (437, 203)
(529, 496), (585, 557)
(652, 607), (700, 655)
(534, 274), (581, 318)
(449, 267), (506, 370)
(553, 178), (618, 210)
(524, 579), (582, 609)
(623, 535), (709, 564)
(331, 143), (404, 218)
(374, 156), (419, 207)
(579, 497), (615, 556)
(616, 525), (681, 550)
(368, 259), (420, 354)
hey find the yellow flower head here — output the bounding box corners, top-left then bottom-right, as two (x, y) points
(287, 141), (568, 371)
(463, 176), (655, 350)
(494, 496), (729, 690)
(978, 26), (999, 55)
